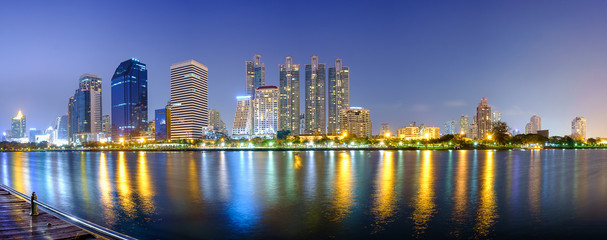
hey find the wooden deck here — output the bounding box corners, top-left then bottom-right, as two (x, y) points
(0, 188), (97, 239)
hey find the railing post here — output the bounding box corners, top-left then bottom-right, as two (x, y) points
(30, 192), (38, 216)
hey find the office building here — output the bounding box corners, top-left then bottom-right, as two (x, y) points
(111, 58), (148, 141)
(68, 73), (103, 143)
(571, 117), (586, 140)
(11, 111), (26, 139)
(443, 120), (457, 135)
(253, 86), (280, 138)
(232, 96), (253, 139)
(155, 107), (171, 141)
(537, 130), (549, 138)
(530, 115), (541, 134)
(397, 126), (419, 139)
(170, 60), (209, 140)
(422, 126), (441, 139)
(459, 115), (469, 136)
(305, 56), (326, 134)
(328, 59), (349, 134)
(339, 107), (371, 138)
(476, 97), (492, 139)
(279, 56), (300, 135)
(54, 115), (68, 143)
(101, 115), (111, 134)
(492, 110), (501, 123)
(246, 54), (265, 97)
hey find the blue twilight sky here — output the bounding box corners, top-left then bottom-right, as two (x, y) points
(1, 1), (607, 137)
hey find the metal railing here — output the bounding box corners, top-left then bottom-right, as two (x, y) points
(0, 183), (137, 240)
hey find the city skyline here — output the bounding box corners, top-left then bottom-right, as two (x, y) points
(2, 1), (607, 137)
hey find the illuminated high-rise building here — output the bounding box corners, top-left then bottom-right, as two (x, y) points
(279, 56), (300, 135)
(459, 115), (469, 136)
(111, 58), (148, 141)
(529, 115), (541, 134)
(101, 115), (111, 134)
(246, 54), (265, 98)
(491, 110), (501, 123)
(571, 117), (586, 140)
(340, 107), (371, 138)
(10, 111), (26, 139)
(305, 56), (326, 134)
(69, 73), (103, 143)
(232, 96), (253, 139)
(476, 97), (492, 139)
(443, 120), (457, 135)
(155, 107), (171, 141)
(170, 59), (209, 140)
(209, 109), (226, 134)
(328, 58), (349, 134)
(253, 86), (280, 138)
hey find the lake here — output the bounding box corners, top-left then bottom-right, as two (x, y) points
(2, 149), (607, 239)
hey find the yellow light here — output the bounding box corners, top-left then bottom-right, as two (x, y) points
(14, 110), (23, 120)
(343, 132), (348, 137)
(460, 131), (464, 135)
(119, 138), (125, 144)
(385, 132), (391, 138)
(139, 138), (145, 143)
(487, 134), (492, 140)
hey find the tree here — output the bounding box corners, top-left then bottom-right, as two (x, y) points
(491, 121), (511, 145)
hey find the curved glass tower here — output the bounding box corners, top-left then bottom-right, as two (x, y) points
(111, 58), (148, 141)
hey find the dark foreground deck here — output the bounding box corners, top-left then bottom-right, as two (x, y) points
(0, 188), (97, 239)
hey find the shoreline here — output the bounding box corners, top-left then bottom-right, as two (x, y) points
(2, 146), (606, 153)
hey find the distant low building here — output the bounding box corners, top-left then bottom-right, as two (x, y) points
(537, 130), (549, 138)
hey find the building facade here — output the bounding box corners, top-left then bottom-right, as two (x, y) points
(170, 59), (209, 140)
(305, 56), (326, 134)
(279, 56), (300, 135)
(443, 120), (457, 135)
(69, 73), (103, 143)
(10, 111), (26, 139)
(246, 54), (265, 97)
(111, 58), (148, 141)
(232, 96), (253, 139)
(339, 107), (371, 138)
(459, 115), (469, 136)
(327, 58), (349, 134)
(155, 107), (171, 141)
(529, 115), (541, 134)
(253, 86), (280, 138)
(492, 110), (501, 123)
(476, 98), (492, 139)
(571, 117), (586, 140)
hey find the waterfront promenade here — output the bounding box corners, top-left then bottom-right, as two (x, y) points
(0, 187), (96, 239)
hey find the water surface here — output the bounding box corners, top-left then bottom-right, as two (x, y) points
(2, 150), (607, 239)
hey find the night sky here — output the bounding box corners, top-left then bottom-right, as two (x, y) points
(1, 1), (607, 137)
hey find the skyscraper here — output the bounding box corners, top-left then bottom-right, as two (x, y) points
(10, 111), (26, 139)
(55, 115), (68, 142)
(279, 56), (300, 135)
(69, 73), (103, 143)
(328, 58), (350, 134)
(491, 110), (501, 123)
(67, 96), (74, 143)
(443, 120), (457, 135)
(170, 59), (209, 140)
(340, 107), (372, 138)
(571, 117), (586, 140)
(246, 54), (265, 97)
(232, 96), (253, 139)
(530, 115), (541, 134)
(111, 58), (148, 141)
(253, 86), (280, 138)
(155, 107), (170, 141)
(305, 56), (326, 134)
(209, 109), (226, 134)
(101, 115), (111, 134)
(476, 97), (492, 139)
(459, 115), (469, 136)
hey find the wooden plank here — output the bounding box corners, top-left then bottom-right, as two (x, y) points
(0, 186), (99, 240)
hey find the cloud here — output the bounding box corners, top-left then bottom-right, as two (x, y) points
(443, 100), (466, 107)
(411, 104), (429, 112)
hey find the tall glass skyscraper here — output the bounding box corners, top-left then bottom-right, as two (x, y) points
(327, 58), (349, 134)
(111, 58), (148, 141)
(11, 111), (26, 139)
(246, 54), (265, 98)
(279, 56), (300, 135)
(305, 56), (326, 134)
